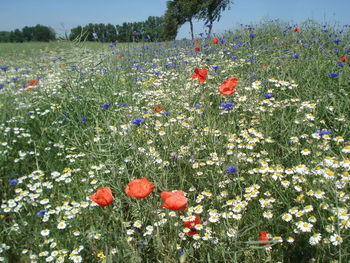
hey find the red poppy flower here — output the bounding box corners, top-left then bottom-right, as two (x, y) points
(125, 178), (155, 198)
(212, 37), (219, 44)
(184, 216), (201, 235)
(160, 190), (187, 211)
(153, 105), (164, 113)
(259, 231), (269, 246)
(192, 68), (208, 83)
(88, 187), (114, 207)
(293, 27), (300, 32)
(25, 78), (39, 88)
(219, 77), (238, 96)
(194, 46), (201, 52)
(339, 56), (348, 63)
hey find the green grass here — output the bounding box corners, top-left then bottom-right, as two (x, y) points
(0, 21), (350, 263)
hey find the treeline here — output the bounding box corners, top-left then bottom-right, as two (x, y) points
(0, 25), (56, 42)
(69, 0), (233, 42)
(0, 0), (232, 43)
(69, 16), (173, 42)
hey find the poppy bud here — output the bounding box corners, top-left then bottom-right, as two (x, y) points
(259, 231), (269, 246)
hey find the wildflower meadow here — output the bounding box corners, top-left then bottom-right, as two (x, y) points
(1, 20), (350, 262)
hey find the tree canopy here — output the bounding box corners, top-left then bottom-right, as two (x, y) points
(164, 0), (233, 38)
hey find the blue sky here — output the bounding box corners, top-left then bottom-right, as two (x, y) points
(1, 0), (349, 39)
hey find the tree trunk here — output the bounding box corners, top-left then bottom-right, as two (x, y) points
(189, 19), (194, 40)
(208, 18), (213, 36)
(208, 24), (213, 36)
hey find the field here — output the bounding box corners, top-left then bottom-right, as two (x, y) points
(1, 20), (350, 262)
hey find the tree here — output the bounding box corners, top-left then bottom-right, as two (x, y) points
(0, 31), (11, 42)
(22, 26), (34, 41)
(197, 0), (233, 35)
(164, 0), (202, 40)
(163, 3), (182, 41)
(10, 29), (24, 42)
(32, 25), (56, 41)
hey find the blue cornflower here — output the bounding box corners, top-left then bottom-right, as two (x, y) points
(0, 66), (9, 71)
(100, 103), (111, 110)
(225, 166), (238, 174)
(79, 117), (87, 123)
(161, 112), (170, 116)
(220, 103), (234, 110)
(328, 73), (339, 77)
(260, 46), (269, 49)
(194, 103), (201, 109)
(212, 65), (219, 71)
(249, 33), (256, 38)
(230, 56), (238, 60)
(36, 210), (47, 217)
(265, 93), (273, 99)
(8, 179), (18, 186)
(338, 62), (346, 67)
(132, 118), (144, 125)
(292, 53), (301, 59)
(315, 129), (334, 136)
(246, 58), (256, 62)
(121, 103), (128, 107)
(109, 42), (117, 47)
(333, 39), (342, 44)
(0, 84), (4, 89)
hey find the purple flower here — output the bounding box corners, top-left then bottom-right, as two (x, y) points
(315, 129), (334, 136)
(8, 179), (18, 186)
(333, 39), (342, 44)
(265, 93), (273, 99)
(132, 118), (144, 125)
(225, 166), (238, 174)
(100, 103), (111, 110)
(79, 117), (87, 123)
(220, 103), (234, 110)
(0, 84), (4, 89)
(328, 73), (339, 77)
(249, 33), (256, 38)
(36, 210), (47, 217)
(292, 53), (301, 59)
